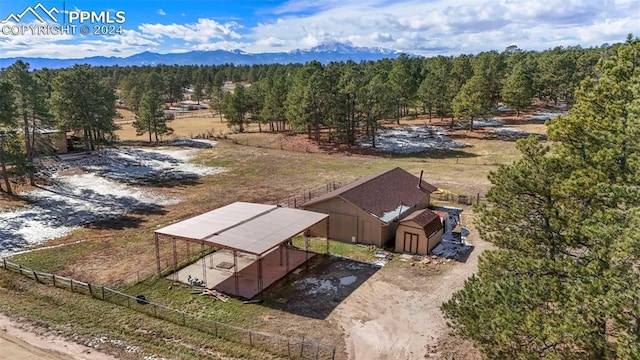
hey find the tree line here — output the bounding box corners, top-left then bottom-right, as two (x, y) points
(109, 43), (612, 147)
(442, 35), (640, 359)
(0, 40), (623, 194)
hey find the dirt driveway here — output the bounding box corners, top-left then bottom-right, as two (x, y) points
(0, 314), (117, 360)
(330, 214), (488, 359)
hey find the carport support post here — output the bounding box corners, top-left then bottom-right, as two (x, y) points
(172, 237), (178, 280)
(305, 234), (310, 270)
(286, 245), (290, 273)
(279, 246), (283, 266)
(155, 233), (161, 275)
(256, 255), (263, 299)
(233, 250), (240, 297)
(201, 240), (207, 287)
(326, 219), (331, 255)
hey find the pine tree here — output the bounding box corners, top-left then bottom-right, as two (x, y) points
(134, 89), (173, 143)
(443, 36), (640, 359)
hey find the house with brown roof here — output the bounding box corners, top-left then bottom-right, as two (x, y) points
(302, 167), (437, 247)
(395, 208), (444, 255)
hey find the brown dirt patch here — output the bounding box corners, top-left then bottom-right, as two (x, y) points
(0, 314), (117, 360)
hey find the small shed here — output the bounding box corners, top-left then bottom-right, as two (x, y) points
(395, 208), (443, 255)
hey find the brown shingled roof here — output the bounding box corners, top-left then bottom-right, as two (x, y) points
(303, 167), (436, 220)
(400, 208), (443, 236)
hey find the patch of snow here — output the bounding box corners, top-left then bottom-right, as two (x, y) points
(1, 147), (225, 256)
(340, 275), (357, 286)
(525, 111), (565, 121)
(470, 119), (504, 128)
(431, 240), (474, 261)
(0, 173), (175, 257)
(293, 277), (337, 295)
(376, 204), (411, 223)
(41, 148), (225, 185)
(167, 139), (217, 149)
(345, 262), (364, 271)
(491, 127), (528, 135)
(359, 126), (471, 154)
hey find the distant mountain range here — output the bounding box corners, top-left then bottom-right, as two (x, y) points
(0, 44), (403, 69)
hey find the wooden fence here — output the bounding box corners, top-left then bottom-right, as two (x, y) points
(0, 259), (336, 360)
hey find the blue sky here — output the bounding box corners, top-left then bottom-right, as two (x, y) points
(0, 0), (638, 58)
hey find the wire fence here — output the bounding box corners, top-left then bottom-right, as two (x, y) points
(431, 192), (485, 206)
(0, 259), (336, 360)
(276, 182), (342, 208)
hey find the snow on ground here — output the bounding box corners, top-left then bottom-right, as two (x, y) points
(340, 275), (357, 286)
(431, 240), (474, 262)
(525, 111), (565, 121)
(359, 126), (471, 154)
(0, 147), (224, 257)
(45, 148), (224, 185)
(166, 139), (217, 149)
(491, 127), (529, 136)
(293, 277), (338, 295)
(469, 119), (504, 128)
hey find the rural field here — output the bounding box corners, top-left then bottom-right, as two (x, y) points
(0, 109), (556, 359)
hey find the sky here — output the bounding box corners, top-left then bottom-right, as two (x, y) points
(0, 0), (638, 59)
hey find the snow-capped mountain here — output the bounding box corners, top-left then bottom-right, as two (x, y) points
(0, 45), (403, 69)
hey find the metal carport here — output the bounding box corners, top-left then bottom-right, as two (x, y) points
(154, 202), (329, 299)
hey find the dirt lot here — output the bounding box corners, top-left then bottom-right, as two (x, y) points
(253, 212), (485, 360)
(331, 219), (485, 360)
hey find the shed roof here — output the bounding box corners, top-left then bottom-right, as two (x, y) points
(303, 167), (436, 221)
(400, 208), (442, 236)
(155, 202), (328, 256)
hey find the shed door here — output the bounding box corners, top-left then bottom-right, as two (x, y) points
(403, 232), (419, 253)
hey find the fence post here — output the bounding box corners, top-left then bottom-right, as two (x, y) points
(2, 258), (6, 269)
(102, 285), (105, 300)
(332, 346), (336, 360)
(33, 270), (39, 283)
(52, 274), (56, 287)
(88, 283), (92, 297)
(287, 340), (291, 358)
(300, 336), (305, 358)
(249, 330), (253, 346)
(70, 279), (74, 293)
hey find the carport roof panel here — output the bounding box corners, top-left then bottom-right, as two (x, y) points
(155, 202), (277, 240)
(211, 207), (328, 255)
(155, 202), (328, 255)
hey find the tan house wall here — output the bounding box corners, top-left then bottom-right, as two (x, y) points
(52, 132), (68, 154)
(395, 221), (443, 255)
(305, 197), (385, 246)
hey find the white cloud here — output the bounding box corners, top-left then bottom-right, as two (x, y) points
(157, 9), (166, 16)
(139, 18), (242, 43)
(245, 0), (640, 55)
(1, 0), (638, 58)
